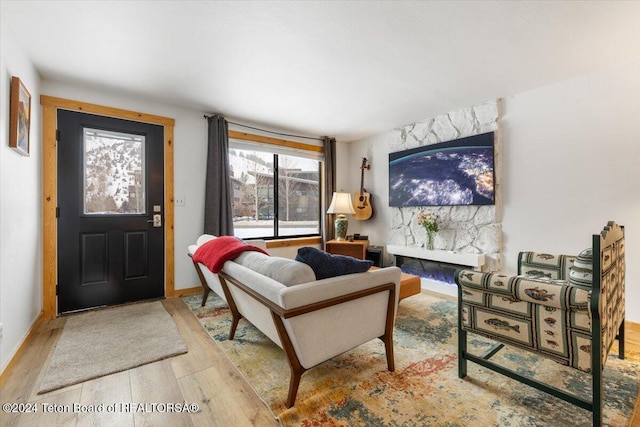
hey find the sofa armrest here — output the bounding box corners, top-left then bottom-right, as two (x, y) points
(277, 267), (401, 372)
(455, 269), (590, 311)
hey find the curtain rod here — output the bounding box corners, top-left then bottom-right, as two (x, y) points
(203, 114), (324, 141)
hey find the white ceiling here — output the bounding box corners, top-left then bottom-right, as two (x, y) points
(3, 1), (640, 142)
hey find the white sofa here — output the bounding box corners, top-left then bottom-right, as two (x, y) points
(188, 234), (402, 407)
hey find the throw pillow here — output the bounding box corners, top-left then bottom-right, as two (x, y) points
(295, 246), (373, 280)
(234, 251), (316, 286)
(569, 248), (593, 287)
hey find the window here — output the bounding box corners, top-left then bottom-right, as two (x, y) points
(83, 128), (145, 215)
(229, 137), (322, 239)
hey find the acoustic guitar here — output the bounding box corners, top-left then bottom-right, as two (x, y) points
(353, 157), (373, 220)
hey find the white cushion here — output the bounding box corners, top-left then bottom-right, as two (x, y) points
(234, 251), (316, 286)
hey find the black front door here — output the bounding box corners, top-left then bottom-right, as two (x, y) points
(57, 110), (165, 314)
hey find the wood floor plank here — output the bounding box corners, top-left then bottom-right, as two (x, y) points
(625, 321), (640, 357)
(177, 365), (277, 427)
(1, 326), (73, 404)
(129, 359), (194, 427)
(8, 388), (82, 427)
(76, 370), (134, 427)
(169, 298), (277, 426)
(163, 299), (219, 379)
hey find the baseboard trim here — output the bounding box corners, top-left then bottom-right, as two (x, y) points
(172, 286), (201, 298)
(420, 279), (458, 299)
(0, 311), (45, 388)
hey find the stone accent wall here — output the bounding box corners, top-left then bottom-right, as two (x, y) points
(388, 99), (502, 272)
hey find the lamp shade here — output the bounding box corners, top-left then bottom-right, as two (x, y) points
(327, 192), (355, 241)
(326, 192), (356, 215)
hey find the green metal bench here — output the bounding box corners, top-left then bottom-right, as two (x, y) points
(455, 221), (626, 427)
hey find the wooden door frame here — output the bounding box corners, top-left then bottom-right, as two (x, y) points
(41, 96), (175, 319)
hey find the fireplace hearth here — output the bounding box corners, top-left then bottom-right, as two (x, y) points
(387, 245), (485, 297)
(396, 255), (459, 286)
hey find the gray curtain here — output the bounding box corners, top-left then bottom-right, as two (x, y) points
(204, 115), (234, 236)
(322, 136), (337, 243)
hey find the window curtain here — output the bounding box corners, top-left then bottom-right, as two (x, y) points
(322, 136), (336, 242)
(204, 115), (234, 236)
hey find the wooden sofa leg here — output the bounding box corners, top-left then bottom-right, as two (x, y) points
(217, 275), (243, 340)
(190, 258), (211, 307)
(286, 367), (304, 408)
(201, 289), (211, 307)
(379, 335), (395, 371)
(381, 286), (396, 372)
(228, 313), (242, 340)
(270, 311), (308, 407)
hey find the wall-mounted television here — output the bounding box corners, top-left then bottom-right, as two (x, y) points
(389, 132), (495, 207)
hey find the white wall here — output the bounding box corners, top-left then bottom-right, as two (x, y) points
(501, 60), (640, 319)
(344, 60), (640, 322)
(0, 23), (43, 371)
(343, 132), (393, 258)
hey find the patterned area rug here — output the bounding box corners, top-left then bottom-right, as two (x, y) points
(183, 292), (640, 426)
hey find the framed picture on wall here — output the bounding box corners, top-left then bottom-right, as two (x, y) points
(9, 76), (31, 156)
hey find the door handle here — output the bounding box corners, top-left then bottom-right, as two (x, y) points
(147, 214), (162, 227)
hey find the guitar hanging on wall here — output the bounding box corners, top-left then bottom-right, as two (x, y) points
(353, 157), (373, 220)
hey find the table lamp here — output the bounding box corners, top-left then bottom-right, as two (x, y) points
(327, 192), (356, 241)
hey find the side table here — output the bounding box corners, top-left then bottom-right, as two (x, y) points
(325, 239), (369, 260)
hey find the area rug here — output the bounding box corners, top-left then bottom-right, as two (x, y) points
(183, 293), (640, 426)
(39, 301), (187, 394)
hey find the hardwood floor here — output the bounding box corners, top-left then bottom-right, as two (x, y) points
(0, 298), (278, 427)
(1, 296), (639, 426)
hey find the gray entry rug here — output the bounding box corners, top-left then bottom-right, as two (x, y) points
(39, 301), (187, 394)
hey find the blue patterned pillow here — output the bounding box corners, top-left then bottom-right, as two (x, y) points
(295, 247), (373, 280)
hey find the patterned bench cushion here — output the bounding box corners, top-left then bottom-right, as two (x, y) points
(518, 252), (575, 280)
(456, 270), (590, 311)
(456, 267), (593, 373)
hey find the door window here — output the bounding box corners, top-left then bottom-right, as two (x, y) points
(83, 128), (146, 214)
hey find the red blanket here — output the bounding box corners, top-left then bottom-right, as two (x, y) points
(193, 236), (269, 273)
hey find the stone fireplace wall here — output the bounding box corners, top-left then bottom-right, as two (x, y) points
(388, 99), (502, 272)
